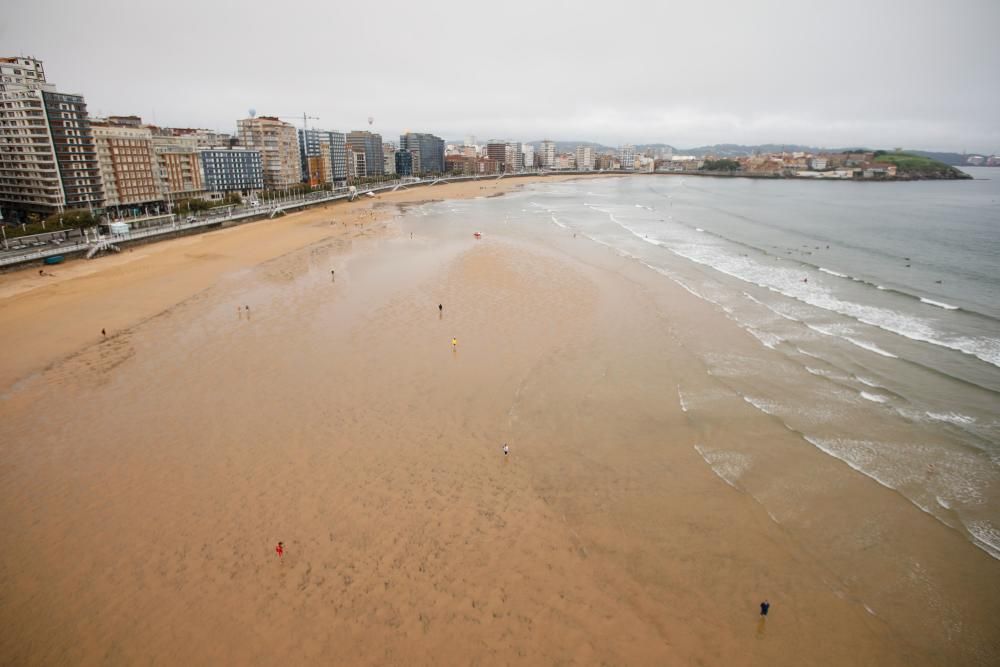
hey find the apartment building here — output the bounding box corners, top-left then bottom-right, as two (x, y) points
(399, 132), (445, 175)
(200, 148), (263, 193)
(238, 116), (301, 188)
(0, 56), (103, 219)
(91, 117), (165, 210)
(298, 128), (347, 186)
(346, 131), (383, 177)
(540, 140), (556, 169)
(575, 145), (594, 170)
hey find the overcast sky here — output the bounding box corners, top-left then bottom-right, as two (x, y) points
(4, 0), (999, 152)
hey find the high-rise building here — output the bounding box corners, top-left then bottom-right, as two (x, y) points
(522, 144), (535, 170)
(150, 131), (204, 200)
(298, 128), (347, 185)
(575, 145), (594, 171)
(200, 148), (263, 193)
(540, 140), (556, 169)
(91, 117), (165, 210)
(237, 116), (302, 188)
(399, 132), (445, 175)
(619, 144), (636, 170)
(0, 56), (103, 219)
(382, 141), (397, 175)
(346, 131), (384, 177)
(486, 141), (508, 170)
(505, 142), (523, 172)
(395, 150), (413, 176)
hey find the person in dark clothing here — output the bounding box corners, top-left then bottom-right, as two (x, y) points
(438, 304), (443, 313)
(760, 600), (770, 616)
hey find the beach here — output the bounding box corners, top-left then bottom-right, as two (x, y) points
(1, 174), (997, 665)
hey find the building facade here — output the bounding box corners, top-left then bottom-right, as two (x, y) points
(540, 140), (556, 169)
(382, 141), (397, 175)
(238, 116), (301, 188)
(575, 145), (594, 170)
(619, 144), (636, 169)
(522, 144), (535, 170)
(91, 118), (165, 210)
(200, 148), (263, 193)
(399, 132), (445, 175)
(395, 150), (413, 176)
(298, 128), (347, 186)
(505, 142), (523, 172)
(0, 56), (103, 219)
(346, 131), (384, 177)
(150, 131), (204, 199)
(485, 141), (507, 171)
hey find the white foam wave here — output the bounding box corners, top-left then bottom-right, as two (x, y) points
(856, 376), (882, 388)
(845, 336), (898, 358)
(745, 326), (782, 350)
(860, 391), (888, 403)
(920, 297), (959, 310)
(743, 396), (778, 415)
(677, 385), (688, 412)
(549, 214), (568, 229)
(659, 240), (1000, 367)
(694, 444), (751, 489)
(925, 411), (977, 426)
(819, 267), (848, 278)
(966, 521), (1000, 560)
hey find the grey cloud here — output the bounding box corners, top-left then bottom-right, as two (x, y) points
(4, 0), (998, 151)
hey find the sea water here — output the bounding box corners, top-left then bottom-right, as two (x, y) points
(430, 169), (1000, 559)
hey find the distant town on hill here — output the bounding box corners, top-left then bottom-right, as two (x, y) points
(506, 142), (991, 167)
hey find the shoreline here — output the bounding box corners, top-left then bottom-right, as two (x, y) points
(1, 174), (996, 664)
(0, 174), (601, 391)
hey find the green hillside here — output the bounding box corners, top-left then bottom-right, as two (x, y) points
(873, 151), (970, 179)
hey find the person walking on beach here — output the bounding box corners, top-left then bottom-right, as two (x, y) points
(760, 600), (770, 616)
(439, 304), (443, 313)
(101, 328), (106, 337)
(276, 542), (284, 560)
(503, 443), (509, 456)
(452, 337), (458, 349)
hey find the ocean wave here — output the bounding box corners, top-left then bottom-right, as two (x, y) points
(860, 391), (888, 403)
(966, 520), (1000, 560)
(745, 326), (782, 350)
(743, 395), (778, 415)
(549, 215), (568, 229)
(658, 240), (1000, 367)
(694, 444), (751, 489)
(845, 336), (898, 358)
(677, 385), (688, 412)
(856, 376), (882, 388)
(819, 267), (848, 278)
(925, 411), (977, 426)
(920, 297), (959, 310)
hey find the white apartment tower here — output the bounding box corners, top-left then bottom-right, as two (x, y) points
(238, 116), (302, 188)
(540, 140), (556, 169)
(620, 144), (636, 169)
(522, 144), (535, 170)
(0, 56), (104, 219)
(575, 145), (594, 171)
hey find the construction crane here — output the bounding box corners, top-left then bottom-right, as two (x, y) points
(276, 113), (320, 130)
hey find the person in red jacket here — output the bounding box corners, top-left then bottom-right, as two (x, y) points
(275, 542), (284, 559)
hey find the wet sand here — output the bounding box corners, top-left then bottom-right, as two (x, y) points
(1, 177), (997, 665)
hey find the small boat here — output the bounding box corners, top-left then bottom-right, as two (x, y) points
(43, 255), (64, 265)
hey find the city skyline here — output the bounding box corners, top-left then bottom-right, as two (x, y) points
(3, 0), (999, 153)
